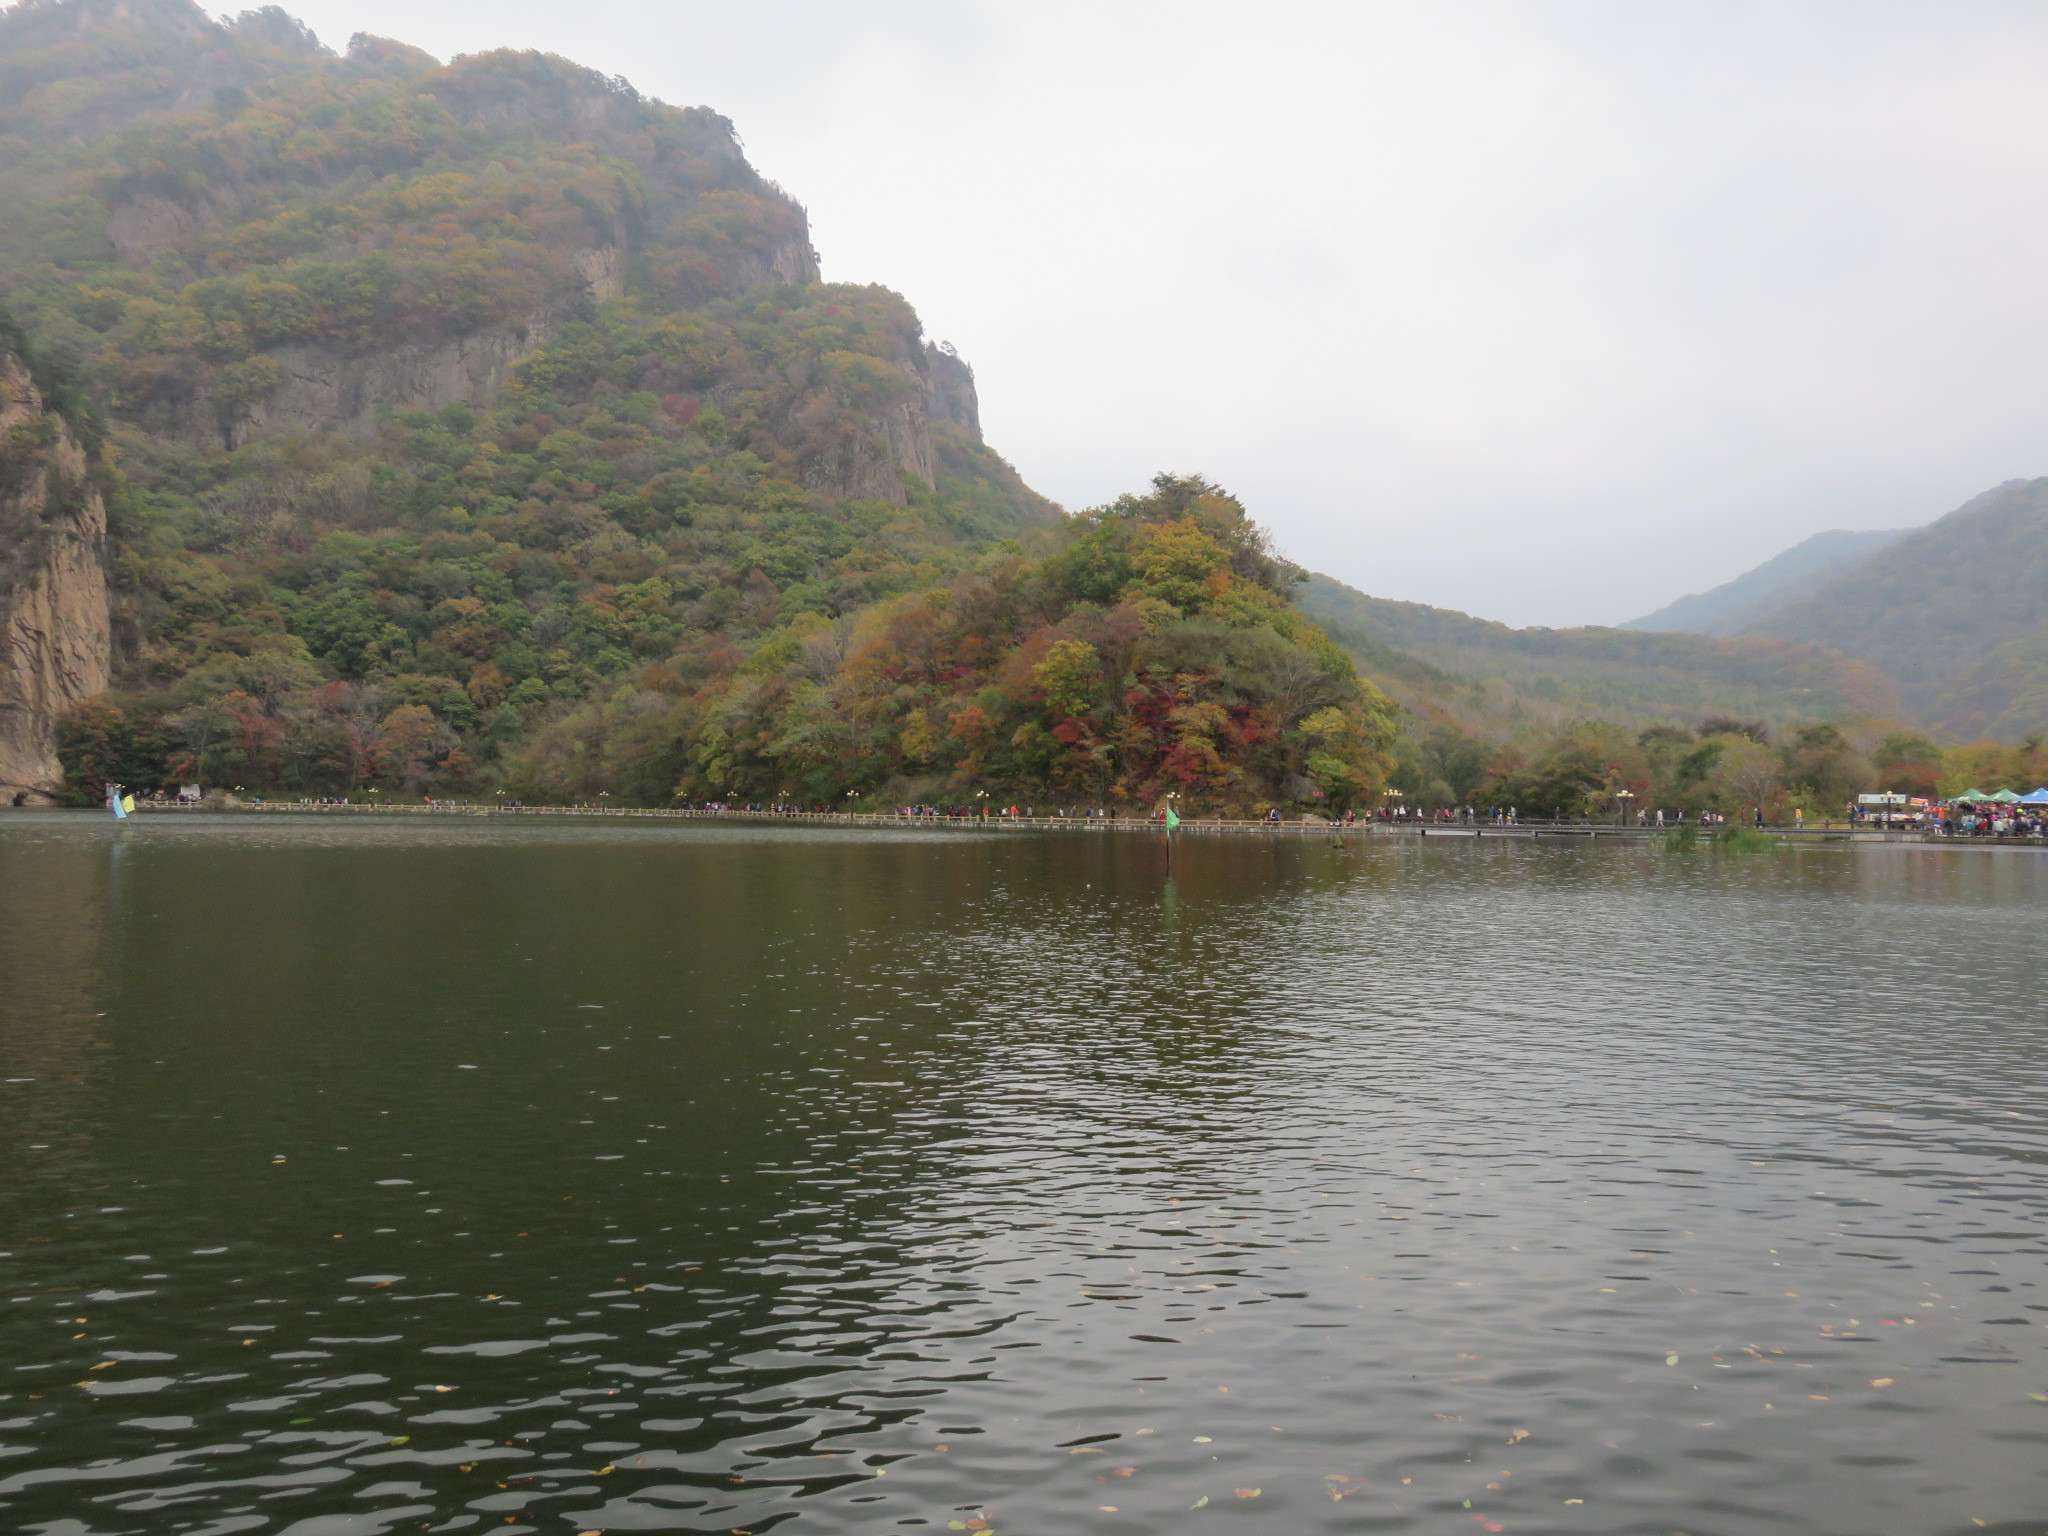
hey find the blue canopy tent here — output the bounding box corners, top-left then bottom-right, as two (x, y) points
(2020, 788), (2048, 806)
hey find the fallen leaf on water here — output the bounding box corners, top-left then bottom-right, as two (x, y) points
(1507, 1428), (1530, 1445)
(1097, 1506), (1118, 1514)
(1110, 1465), (1135, 1478)
(1869, 1378), (1896, 1390)
(1665, 1354), (1680, 1367)
(1565, 1497), (1584, 1505)
(89, 1361), (116, 1372)
(1233, 1488), (1261, 1500)
(1190, 1495), (1209, 1510)
(389, 1436), (410, 1446)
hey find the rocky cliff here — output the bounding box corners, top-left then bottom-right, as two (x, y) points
(826, 333), (990, 503)
(0, 351), (111, 805)
(923, 342), (981, 438)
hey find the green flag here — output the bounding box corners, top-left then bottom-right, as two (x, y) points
(1165, 805), (1181, 831)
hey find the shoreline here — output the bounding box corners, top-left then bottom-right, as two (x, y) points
(87, 800), (2047, 849)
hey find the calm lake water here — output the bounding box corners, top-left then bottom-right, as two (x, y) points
(1, 813), (2045, 1536)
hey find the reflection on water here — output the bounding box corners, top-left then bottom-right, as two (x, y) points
(1, 813), (2045, 1535)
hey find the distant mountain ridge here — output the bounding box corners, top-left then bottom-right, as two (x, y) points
(1614, 478), (2048, 739)
(1734, 478), (2048, 738)
(1296, 573), (1896, 734)
(1624, 527), (1912, 636)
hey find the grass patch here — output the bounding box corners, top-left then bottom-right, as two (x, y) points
(1662, 823), (1779, 854)
(1713, 825), (1779, 853)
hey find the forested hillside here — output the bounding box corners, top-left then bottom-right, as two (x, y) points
(512, 474), (1398, 809)
(0, 0), (1396, 813)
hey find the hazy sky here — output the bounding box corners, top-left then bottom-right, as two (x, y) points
(250, 1), (2048, 626)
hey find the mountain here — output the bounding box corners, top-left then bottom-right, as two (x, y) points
(0, 0), (1395, 813)
(1624, 527), (1911, 636)
(1731, 478), (2048, 738)
(1298, 572), (1899, 734)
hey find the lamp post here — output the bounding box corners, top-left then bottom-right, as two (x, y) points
(1616, 787), (1635, 827)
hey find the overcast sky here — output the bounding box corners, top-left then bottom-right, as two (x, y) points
(251, 0), (2048, 626)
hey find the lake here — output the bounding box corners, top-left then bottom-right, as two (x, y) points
(1, 812), (2044, 1535)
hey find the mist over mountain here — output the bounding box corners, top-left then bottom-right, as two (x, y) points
(1625, 528), (1912, 637)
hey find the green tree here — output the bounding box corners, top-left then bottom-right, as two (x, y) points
(1032, 638), (1102, 719)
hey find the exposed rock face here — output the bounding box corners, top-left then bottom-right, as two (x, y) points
(923, 342), (981, 439)
(177, 245), (643, 446)
(575, 245), (626, 304)
(106, 194), (202, 263)
(769, 237), (822, 287)
(0, 354), (111, 806)
(214, 319), (552, 448)
(799, 335), (990, 504)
